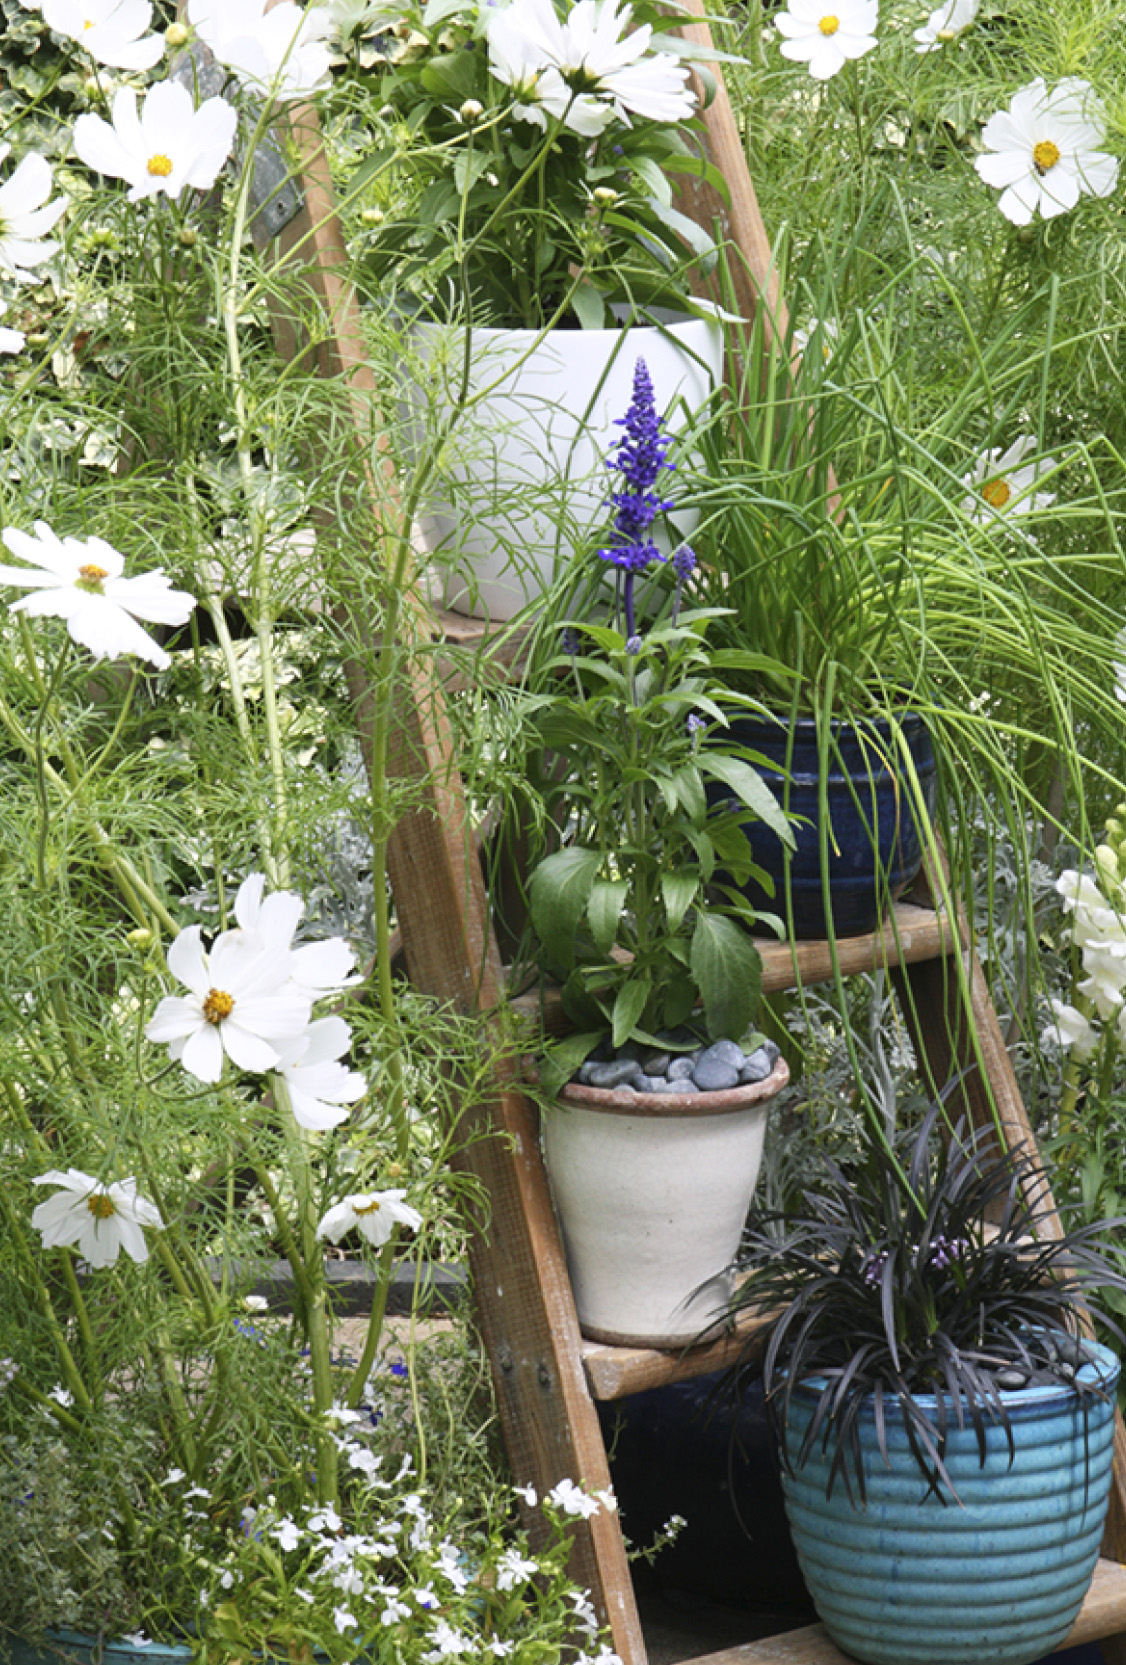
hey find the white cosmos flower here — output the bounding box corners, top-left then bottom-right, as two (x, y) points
(960, 435), (1056, 522)
(272, 1016), (366, 1131)
(0, 521), (195, 668)
(233, 872), (357, 995)
(775, 0), (878, 81)
(74, 81), (238, 203)
(0, 304), (25, 356)
(0, 144), (66, 283)
(975, 78), (1118, 226)
(316, 1190), (422, 1248)
(42, 0), (164, 69)
(913, 0), (976, 51)
(31, 1169), (163, 1268)
(187, 0), (332, 100)
(145, 925), (313, 1083)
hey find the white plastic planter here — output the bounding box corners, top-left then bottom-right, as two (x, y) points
(403, 310), (724, 620)
(542, 1058), (789, 1347)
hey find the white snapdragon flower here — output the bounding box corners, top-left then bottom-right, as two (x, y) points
(913, 0), (976, 52)
(960, 436), (1055, 522)
(975, 78), (1118, 226)
(1076, 944), (1126, 1020)
(274, 1018), (366, 1129)
(233, 873), (358, 995)
(0, 521), (195, 668)
(74, 81), (238, 202)
(775, 0), (877, 81)
(187, 0), (332, 100)
(1041, 998), (1098, 1061)
(145, 924), (313, 1082)
(42, 0), (164, 69)
(0, 304), (26, 355)
(316, 1190), (422, 1248)
(31, 1169), (163, 1268)
(0, 144), (66, 283)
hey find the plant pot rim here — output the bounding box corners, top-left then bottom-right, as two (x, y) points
(408, 305), (721, 344)
(556, 1055), (790, 1117)
(784, 1336), (1119, 1420)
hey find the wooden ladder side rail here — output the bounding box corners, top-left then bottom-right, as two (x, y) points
(893, 860), (1126, 1572)
(259, 96), (646, 1663)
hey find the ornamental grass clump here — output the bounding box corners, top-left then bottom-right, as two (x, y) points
(731, 1096), (1126, 1503)
(519, 358), (792, 1088)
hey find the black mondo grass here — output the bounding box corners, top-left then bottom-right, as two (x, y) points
(730, 1097), (1126, 1504)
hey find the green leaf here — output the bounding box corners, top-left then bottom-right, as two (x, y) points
(571, 280), (607, 331)
(452, 148), (492, 197)
(420, 50), (478, 97)
(421, 0), (466, 24)
(587, 877), (630, 955)
(703, 753), (794, 846)
(417, 178), (460, 226)
(672, 763), (708, 825)
(689, 913), (763, 1042)
(612, 976), (652, 1049)
(646, 198), (717, 262)
(631, 154), (673, 207)
(661, 870), (699, 931)
(539, 1031), (604, 1098)
(528, 847), (602, 970)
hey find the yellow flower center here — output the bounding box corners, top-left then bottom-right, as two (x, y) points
(981, 478), (1011, 509)
(1033, 139), (1060, 175)
(353, 1199), (383, 1216)
(86, 1193), (116, 1219)
(202, 988), (235, 1024)
(83, 17), (95, 27)
(147, 154), (174, 178)
(819, 13), (840, 32)
(76, 562), (109, 594)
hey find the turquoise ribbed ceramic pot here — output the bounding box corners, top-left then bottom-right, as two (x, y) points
(779, 1341), (1120, 1665)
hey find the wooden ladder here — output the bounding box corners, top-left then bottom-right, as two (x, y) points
(249, 15), (1126, 1659)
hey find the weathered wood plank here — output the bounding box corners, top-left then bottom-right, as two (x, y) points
(686, 1558), (1126, 1664)
(582, 1307), (777, 1402)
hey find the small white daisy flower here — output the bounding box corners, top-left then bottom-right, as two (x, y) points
(0, 144), (66, 282)
(975, 77), (1118, 225)
(73, 80), (238, 202)
(0, 520), (195, 667)
(187, 0), (332, 100)
(31, 1169), (163, 1268)
(145, 924), (313, 1082)
(775, 0), (878, 81)
(316, 1190), (422, 1249)
(913, 0), (976, 52)
(42, 0), (164, 70)
(960, 435), (1056, 522)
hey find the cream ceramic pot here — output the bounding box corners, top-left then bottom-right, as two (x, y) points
(542, 1058), (789, 1347)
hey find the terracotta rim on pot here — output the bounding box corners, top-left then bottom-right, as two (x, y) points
(557, 1055), (790, 1117)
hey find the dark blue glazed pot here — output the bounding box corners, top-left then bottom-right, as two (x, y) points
(711, 711), (938, 940)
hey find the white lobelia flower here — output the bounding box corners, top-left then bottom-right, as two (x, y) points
(73, 81), (238, 203)
(316, 1190), (423, 1248)
(272, 1016), (366, 1131)
(0, 144), (67, 283)
(546, 1477), (601, 1518)
(233, 872), (357, 995)
(0, 303), (25, 356)
(1041, 998), (1098, 1061)
(960, 435), (1056, 523)
(0, 521), (195, 668)
(494, 1548), (539, 1591)
(42, 0), (164, 70)
(31, 1169), (163, 1268)
(975, 78), (1118, 226)
(145, 924), (313, 1082)
(187, 0), (332, 100)
(775, 0), (878, 81)
(913, 0), (976, 52)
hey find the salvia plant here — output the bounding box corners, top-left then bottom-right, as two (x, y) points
(519, 358), (792, 1088)
(731, 1096), (1126, 1503)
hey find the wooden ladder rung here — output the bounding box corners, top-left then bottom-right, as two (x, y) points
(512, 900), (963, 1036)
(685, 1557), (1126, 1663)
(582, 1309), (775, 1401)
